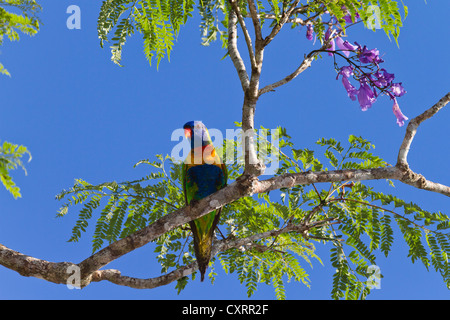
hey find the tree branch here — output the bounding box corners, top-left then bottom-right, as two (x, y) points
(241, 4), (310, 25)
(0, 243), (75, 285)
(258, 53), (316, 96)
(253, 167), (402, 194)
(89, 262), (198, 289)
(397, 92), (450, 166)
(227, 0), (265, 177)
(247, 0), (263, 47)
(259, 29), (339, 96)
(263, 0), (301, 47)
(254, 165), (450, 197)
(393, 92), (450, 196)
(229, 0), (257, 70)
(84, 215), (340, 289)
(227, 11), (250, 91)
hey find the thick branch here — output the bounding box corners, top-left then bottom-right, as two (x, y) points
(253, 167), (402, 194)
(0, 243), (75, 285)
(241, 98), (265, 177)
(89, 262), (198, 289)
(254, 166), (450, 197)
(228, 0), (265, 176)
(87, 216), (339, 289)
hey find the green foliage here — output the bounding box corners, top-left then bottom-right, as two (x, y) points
(57, 128), (450, 299)
(320, 0), (407, 39)
(0, 0), (41, 76)
(97, 0), (195, 67)
(96, 0), (407, 67)
(279, 134), (449, 298)
(0, 140), (31, 198)
(56, 155), (184, 252)
(198, 0), (228, 47)
(0, 1), (36, 191)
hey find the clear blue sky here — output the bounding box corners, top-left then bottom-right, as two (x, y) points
(0, 0), (449, 299)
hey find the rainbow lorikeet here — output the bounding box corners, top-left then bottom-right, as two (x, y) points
(182, 121), (227, 281)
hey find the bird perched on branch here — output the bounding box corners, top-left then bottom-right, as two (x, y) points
(182, 121), (227, 281)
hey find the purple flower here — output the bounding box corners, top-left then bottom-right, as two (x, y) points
(358, 45), (384, 64)
(338, 65), (354, 78)
(325, 28), (335, 56)
(343, 77), (357, 101)
(343, 12), (360, 24)
(336, 37), (358, 57)
(392, 99), (408, 126)
(391, 82), (406, 97)
(373, 69), (395, 87)
(306, 24), (314, 41)
(357, 79), (377, 111)
(337, 66), (357, 101)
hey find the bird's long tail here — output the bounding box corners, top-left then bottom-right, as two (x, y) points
(189, 210), (221, 282)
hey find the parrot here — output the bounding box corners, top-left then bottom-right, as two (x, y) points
(182, 121), (227, 282)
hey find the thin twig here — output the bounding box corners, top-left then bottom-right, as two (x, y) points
(259, 29), (340, 96)
(227, 11), (250, 91)
(263, 0), (301, 47)
(329, 197), (434, 233)
(229, 0), (257, 69)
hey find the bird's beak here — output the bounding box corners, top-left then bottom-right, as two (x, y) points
(184, 128), (191, 139)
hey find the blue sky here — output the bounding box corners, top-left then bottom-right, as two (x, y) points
(0, 0), (449, 299)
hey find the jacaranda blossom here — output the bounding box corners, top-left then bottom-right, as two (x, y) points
(343, 78), (357, 101)
(356, 44), (384, 65)
(372, 69), (395, 88)
(338, 66), (357, 100)
(392, 99), (408, 126)
(338, 65), (353, 78)
(357, 79), (377, 111)
(306, 24), (314, 41)
(336, 37), (358, 57)
(391, 83), (406, 97)
(343, 12), (360, 24)
(330, 35), (407, 127)
(325, 28), (335, 56)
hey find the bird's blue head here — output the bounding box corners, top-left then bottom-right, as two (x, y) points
(183, 121), (212, 149)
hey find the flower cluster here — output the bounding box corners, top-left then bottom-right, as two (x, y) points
(335, 42), (408, 126)
(305, 12), (408, 127)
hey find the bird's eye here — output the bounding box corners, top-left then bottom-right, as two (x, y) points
(184, 128), (192, 138)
